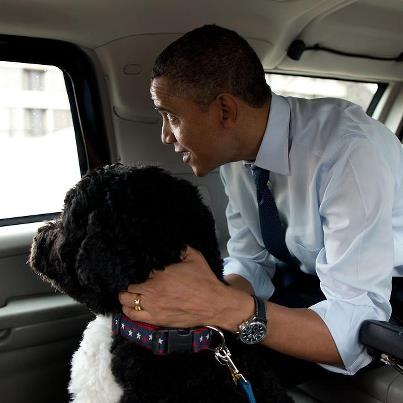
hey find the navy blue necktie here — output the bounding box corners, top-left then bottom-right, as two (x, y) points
(252, 166), (295, 265)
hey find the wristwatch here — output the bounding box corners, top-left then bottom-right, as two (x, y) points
(237, 295), (267, 344)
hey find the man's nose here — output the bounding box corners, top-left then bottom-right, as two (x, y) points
(161, 122), (175, 145)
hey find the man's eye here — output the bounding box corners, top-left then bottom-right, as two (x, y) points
(167, 114), (178, 124)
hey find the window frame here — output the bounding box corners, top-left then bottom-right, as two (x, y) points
(0, 34), (111, 227)
(397, 121), (403, 142)
(266, 71), (388, 117)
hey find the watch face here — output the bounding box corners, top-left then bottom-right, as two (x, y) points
(240, 321), (267, 344)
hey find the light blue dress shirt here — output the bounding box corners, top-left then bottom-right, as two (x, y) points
(220, 93), (403, 375)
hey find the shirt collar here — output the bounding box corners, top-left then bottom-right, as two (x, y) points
(246, 93), (291, 176)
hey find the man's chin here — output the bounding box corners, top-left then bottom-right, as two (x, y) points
(190, 163), (207, 177)
(191, 167), (206, 177)
(190, 163), (218, 177)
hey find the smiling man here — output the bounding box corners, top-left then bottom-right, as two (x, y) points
(119, 24), (403, 382)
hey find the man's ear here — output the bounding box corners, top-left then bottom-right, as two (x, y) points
(216, 93), (239, 128)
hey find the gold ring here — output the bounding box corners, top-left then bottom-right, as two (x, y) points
(133, 294), (143, 311)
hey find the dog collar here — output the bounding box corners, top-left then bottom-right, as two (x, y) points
(112, 313), (212, 355)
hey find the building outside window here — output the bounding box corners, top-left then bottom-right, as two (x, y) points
(24, 108), (46, 137)
(0, 62), (72, 140)
(53, 109), (73, 131)
(0, 61), (80, 220)
(23, 68), (45, 91)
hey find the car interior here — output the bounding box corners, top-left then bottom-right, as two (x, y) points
(0, 0), (402, 402)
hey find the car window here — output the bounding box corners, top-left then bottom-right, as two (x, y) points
(266, 73), (380, 113)
(0, 62), (81, 223)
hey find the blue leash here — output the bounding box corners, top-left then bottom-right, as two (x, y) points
(206, 326), (257, 403)
(237, 377), (257, 403)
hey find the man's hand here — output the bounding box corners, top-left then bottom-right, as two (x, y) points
(118, 246), (254, 330)
(118, 246), (342, 366)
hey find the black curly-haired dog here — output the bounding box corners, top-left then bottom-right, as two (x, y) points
(29, 164), (293, 403)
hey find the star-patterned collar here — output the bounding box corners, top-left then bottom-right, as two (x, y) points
(112, 313), (212, 355)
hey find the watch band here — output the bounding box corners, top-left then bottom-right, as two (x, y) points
(253, 295), (267, 323)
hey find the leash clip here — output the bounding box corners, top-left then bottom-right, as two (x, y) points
(206, 326), (256, 403)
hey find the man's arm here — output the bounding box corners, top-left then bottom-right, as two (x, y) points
(225, 274), (254, 293)
(119, 248), (342, 366)
(225, 274), (342, 365)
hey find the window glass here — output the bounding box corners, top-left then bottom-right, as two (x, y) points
(23, 69), (45, 91)
(266, 74), (378, 111)
(0, 62), (81, 221)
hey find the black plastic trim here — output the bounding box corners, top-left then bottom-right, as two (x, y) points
(288, 40), (403, 62)
(366, 83), (388, 117)
(359, 320), (403, 363)
(0, 213), (60, 228)
(397, 119), (403, 143)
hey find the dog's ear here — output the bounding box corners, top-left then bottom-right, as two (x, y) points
(29, 220), (66, 293)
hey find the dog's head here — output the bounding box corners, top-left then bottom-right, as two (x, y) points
(29, 164), (223, 314)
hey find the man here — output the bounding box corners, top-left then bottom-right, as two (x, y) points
(119, 25), (403, 378)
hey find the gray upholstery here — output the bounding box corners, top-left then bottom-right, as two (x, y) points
(290, 366), (402, 403)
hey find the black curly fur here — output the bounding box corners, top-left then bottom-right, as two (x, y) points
(29, 164), (293, 403)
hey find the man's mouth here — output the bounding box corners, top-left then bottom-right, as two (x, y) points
(175, 148), (191, 164)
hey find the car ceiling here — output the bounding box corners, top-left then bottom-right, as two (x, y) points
(0, 0), (402, 121)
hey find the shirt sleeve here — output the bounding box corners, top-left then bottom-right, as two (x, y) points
(220, 167), (275, 300)
(310, 139), (394, 375)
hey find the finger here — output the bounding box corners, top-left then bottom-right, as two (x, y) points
(122, 306), (153, 324)
(120, 293), (153, 322)
(127, 283), (147, 293)
(118, 290), (145, 308)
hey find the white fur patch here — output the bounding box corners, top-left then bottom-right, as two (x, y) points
(69, 315), (124, 403)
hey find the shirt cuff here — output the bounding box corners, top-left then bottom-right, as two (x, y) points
(223, 256), (275, 300)
(309, 295), (391, 375)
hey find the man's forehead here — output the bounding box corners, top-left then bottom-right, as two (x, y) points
(150, 77), (176, 102)
(150, 77), (192, 115)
